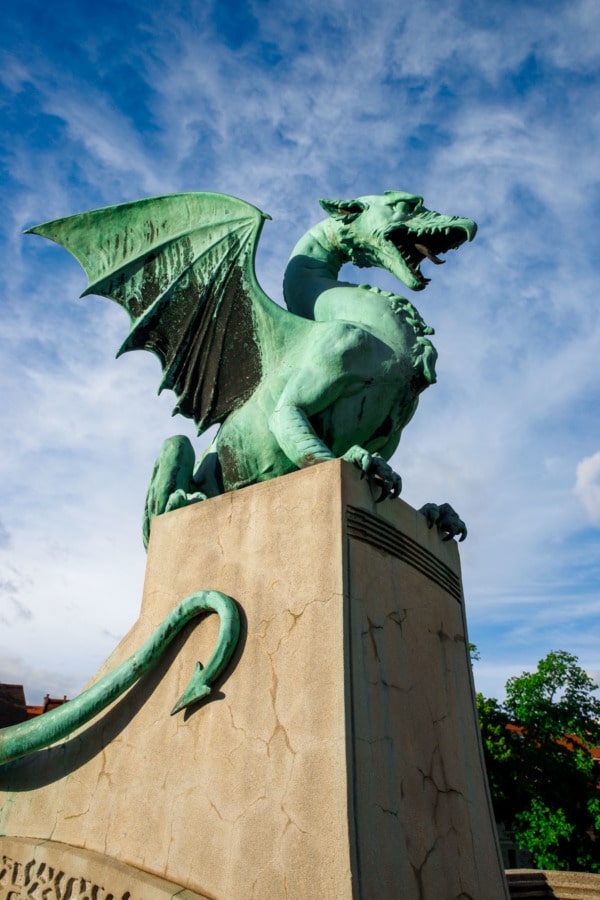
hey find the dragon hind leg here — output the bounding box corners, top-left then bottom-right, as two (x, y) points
(143, 435), (207, 549)
(193, 448), (225, 499)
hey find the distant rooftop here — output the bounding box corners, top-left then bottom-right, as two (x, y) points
(0, 683), (68, 728)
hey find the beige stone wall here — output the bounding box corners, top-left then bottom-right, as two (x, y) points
(0, 461), (508, 898)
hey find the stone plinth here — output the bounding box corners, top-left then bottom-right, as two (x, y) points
(0, 460), (508, 898)
(507, 869), (600, 899)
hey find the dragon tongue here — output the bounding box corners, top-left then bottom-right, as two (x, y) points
(414, 243), (445, 265)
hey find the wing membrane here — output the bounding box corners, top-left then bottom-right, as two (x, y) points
(28, 192), (287, 432)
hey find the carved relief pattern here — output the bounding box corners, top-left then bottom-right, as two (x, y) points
(346, 506), (463, 603)
(0, 854), (132, 900)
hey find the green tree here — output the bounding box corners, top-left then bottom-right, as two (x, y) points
(477, 651), (600, 872)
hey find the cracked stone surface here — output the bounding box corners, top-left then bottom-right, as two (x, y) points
(0, 461), (507, 898)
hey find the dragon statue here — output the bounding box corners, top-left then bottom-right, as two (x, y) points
(28, 190), (476, 545)
(0, 190), (475, 768)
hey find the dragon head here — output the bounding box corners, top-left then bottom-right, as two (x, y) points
(320, 191), (477, 291)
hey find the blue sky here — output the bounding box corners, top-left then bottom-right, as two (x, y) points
(1, 0), (599, 704)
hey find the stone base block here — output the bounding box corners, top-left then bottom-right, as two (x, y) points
(507, 868), (600, 899)
(0, 460), (508, 898)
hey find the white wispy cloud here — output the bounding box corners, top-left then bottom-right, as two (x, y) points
(575, 452), (600, 524)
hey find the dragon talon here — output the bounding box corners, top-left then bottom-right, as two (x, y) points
(419, 502), (467, 542)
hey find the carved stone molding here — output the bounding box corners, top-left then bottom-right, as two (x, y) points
(0, 836), (210, 899)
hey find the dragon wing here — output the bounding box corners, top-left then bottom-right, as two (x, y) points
(27, 192), (292, 433)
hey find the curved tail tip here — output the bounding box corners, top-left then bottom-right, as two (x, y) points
(170, 682), (211, 716)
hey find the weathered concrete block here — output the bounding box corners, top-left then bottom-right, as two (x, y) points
(0, 460), (507, 898)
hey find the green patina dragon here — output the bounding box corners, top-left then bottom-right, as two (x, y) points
(0, 191), (475, 767)
(28, 190), (476, 544)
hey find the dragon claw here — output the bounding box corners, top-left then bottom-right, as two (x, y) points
(165, 489), (207, 513)
(342, 445), (402, 501)
(419, 502), (467, 542)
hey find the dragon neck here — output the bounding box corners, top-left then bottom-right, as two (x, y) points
(282, 218), (438, 387)
(283, 219), (350, 319)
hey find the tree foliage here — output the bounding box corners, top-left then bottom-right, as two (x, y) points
(477, 650), (600, 872)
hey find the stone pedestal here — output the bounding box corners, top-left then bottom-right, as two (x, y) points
(0, 460), (508, 898)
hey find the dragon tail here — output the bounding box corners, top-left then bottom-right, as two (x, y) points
(0, 590), (240, 767)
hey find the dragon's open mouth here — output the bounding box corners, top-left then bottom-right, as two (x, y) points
(386, 224), (472, 288)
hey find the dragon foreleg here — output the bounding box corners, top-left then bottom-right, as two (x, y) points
(268, 405), (403, 501)
(0, 590), (240, 767)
